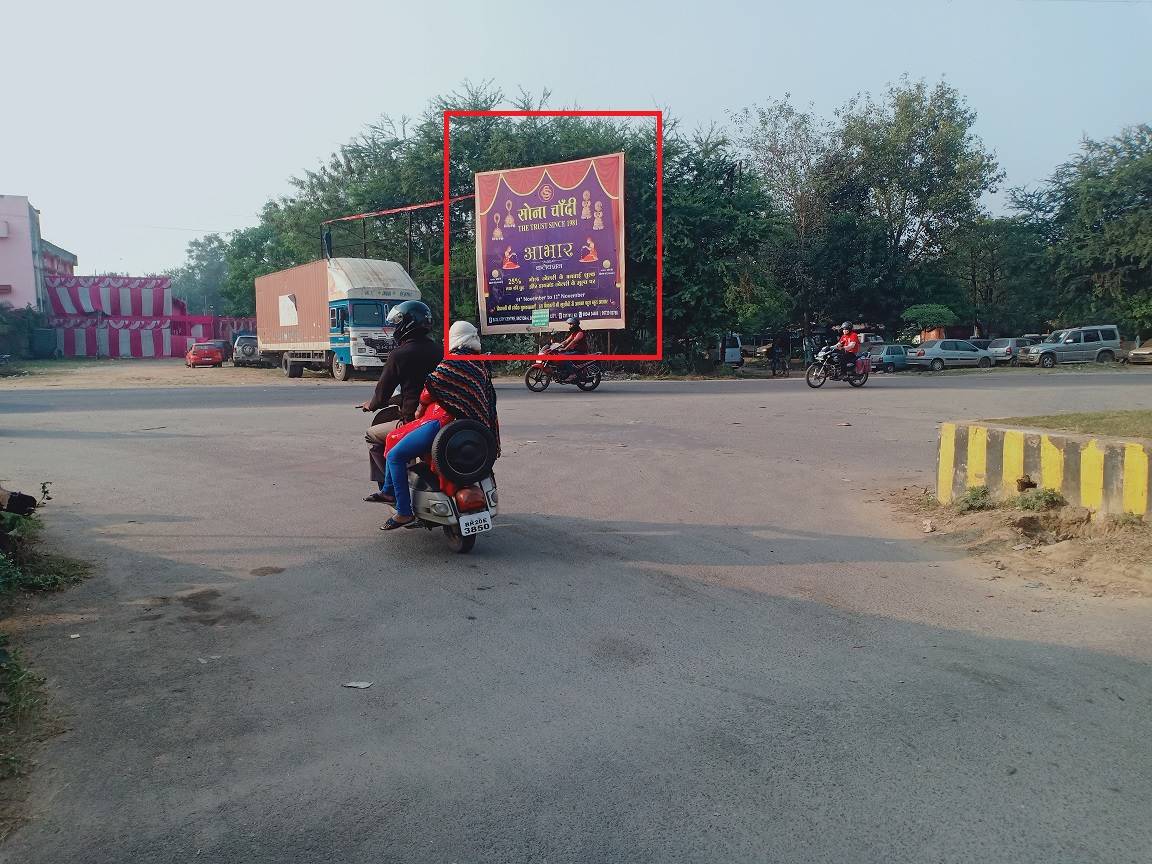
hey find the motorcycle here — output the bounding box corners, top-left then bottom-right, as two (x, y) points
(524, 344), (602, 392)
(805, 345), (870, 389)
(367, 405), (499, 554)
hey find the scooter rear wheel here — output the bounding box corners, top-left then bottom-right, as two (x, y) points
(525, 368), (551, 392)
(444, 526), (476, 554)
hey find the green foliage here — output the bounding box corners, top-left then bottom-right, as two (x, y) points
(0, 553), (19, 591)
(1014, 488), (1066, 511)
(1013, 124), (1152, 336)
(955, 486), (997, 513)
(166, 234), (228, 314)
(737, 79), (1001, 331)
(0, 304), (48, 360)
(0, 634), (48, 785)
(901, 303), (957, 330)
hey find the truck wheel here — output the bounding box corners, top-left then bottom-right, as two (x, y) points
(283, 355), (303, 378)
(332, 356), (352, 381)
(1040, 354), (1056, 369)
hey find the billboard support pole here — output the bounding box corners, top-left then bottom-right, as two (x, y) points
(361, 220), (368, 258)
(406, 211), (412, 273)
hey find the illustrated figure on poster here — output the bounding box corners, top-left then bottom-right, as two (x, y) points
(580, 238), (598, 263)
(592, 201), (604, 231)
(492, 214), (503, 241)
(501, 247), (520, 270)
(504, 200), (515, 228)
(581, 191), (592, 220)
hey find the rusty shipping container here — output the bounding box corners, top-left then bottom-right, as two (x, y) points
(255, 260), (331, 351)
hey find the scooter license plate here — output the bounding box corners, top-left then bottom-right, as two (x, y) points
(458, 511), (493, 536)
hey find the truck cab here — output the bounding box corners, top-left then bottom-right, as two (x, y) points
(327, 259), (422, 381)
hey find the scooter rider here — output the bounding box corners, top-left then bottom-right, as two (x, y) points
(553, 316), (588, 382)
(359, 300), (443, 502)
(834, 321), (861, 377)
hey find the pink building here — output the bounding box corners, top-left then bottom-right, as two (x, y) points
(0, 194), (77, 310)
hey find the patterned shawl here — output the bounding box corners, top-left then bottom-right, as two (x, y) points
(424, 354), (501, 456)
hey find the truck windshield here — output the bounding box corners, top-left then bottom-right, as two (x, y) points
(350, 303), (386, 327)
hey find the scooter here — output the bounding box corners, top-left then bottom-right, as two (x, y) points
(366, 405), (499, 553)
(524, 344), (602, 392)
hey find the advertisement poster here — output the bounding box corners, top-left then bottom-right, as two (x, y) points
(474, 153), (625, 334)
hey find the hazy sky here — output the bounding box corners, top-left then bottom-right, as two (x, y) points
(4, 0), (1149, 275)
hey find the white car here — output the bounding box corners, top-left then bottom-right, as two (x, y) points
(908, 339), (994, 371)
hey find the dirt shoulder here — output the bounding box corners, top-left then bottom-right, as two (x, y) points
(0, 359), (324, 390)
(889, 488), (1152, 598)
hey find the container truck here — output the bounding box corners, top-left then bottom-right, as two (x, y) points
(255, 258), (421, 380)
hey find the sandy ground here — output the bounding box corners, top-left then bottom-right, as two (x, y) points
(0, 359), (311, 389)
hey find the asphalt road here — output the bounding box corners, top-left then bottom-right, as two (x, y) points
(2, 369), (1151, 863)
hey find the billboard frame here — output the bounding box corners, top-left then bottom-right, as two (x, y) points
(442, 109), (663, 362)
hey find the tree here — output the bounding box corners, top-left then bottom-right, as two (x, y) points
(166, 234), (228, 314)
(950, 217), (1051, 337)
(901, 303), (958, 331)
(220, 224), (294, 316)
(831, 78), (1004, 266)
(1013, 124), (1152, 338)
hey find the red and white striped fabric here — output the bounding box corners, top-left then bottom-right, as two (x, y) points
(55, 327), (178, 358)
(44, 276), (173, 318)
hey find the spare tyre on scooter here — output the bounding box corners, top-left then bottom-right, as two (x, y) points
(432, 419), (497, 486)
(424, 419), (499, 553)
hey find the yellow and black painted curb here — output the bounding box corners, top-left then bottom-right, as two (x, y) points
(937, 423), (1150, 515)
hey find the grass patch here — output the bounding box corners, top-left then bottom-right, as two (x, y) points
(1109, 512), (1146, 529)
(992, 410), (1152, 439)
(0, 484), (87, 838)
(955, 486), (997, 513)
(1014, 488), (1067, 511)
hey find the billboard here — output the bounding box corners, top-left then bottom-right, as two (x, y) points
(474, 153), (625, 334)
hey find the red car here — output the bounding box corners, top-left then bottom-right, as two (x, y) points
(185, 343), (224, 368)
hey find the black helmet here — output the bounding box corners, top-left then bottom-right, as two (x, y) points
(841, 321), (854, 332)
(567, 316), (581, 330)
(387, 300), (433, 343)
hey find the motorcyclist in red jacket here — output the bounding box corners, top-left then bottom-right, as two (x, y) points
(553, 316), (588, 382)
(834, 321), (861, 377)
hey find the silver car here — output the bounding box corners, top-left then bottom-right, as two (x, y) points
(908, 339), (994, 371)
(987, 337), (1039, 366)
(1018, 325), (1122, 367)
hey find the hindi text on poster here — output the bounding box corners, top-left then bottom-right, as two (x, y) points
(474, 153), (625, 334)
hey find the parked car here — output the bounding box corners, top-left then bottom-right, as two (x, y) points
(857, 332), (887, 352)
(1126, 338), (1152, 365)
(232, 334), (263, 367)
(711, 333), (744, 367)
(987, 337), (1039, 366)
(907, 339), (994, 371)
(867, 343), (910, 373)
(203, 339), (232, 362)
(185, 343), (224, 368)
(1018, 325), (1122, 367)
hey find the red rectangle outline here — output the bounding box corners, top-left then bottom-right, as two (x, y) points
(442, 109), (663, 362)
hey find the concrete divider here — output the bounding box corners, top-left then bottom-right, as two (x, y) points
(937, 422), (1151, 515)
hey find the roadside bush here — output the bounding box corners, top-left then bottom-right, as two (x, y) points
(0, 486), (89, 595)
(1015, 488), (1067, 511)
(955, 486), (997, 512)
